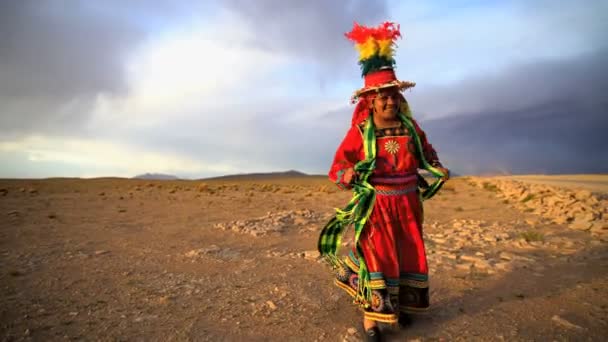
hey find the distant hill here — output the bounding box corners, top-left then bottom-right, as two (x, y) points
(133, 173), (180, 180)
(201, 170), (311, 181)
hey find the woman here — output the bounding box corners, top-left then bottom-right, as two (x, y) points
(318, 22), (449, 342)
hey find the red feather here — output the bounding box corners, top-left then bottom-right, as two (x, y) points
(345, 21), (401, 44)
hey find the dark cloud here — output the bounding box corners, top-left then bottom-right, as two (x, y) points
(0, 0), (213, 136)
(409, 47), (608, 119)
(222, 0), (388, 76)
(0, 1), (147, 134)
(415, 48), (608, 175)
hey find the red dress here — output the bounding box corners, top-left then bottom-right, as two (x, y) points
(328, 118), (441, 324)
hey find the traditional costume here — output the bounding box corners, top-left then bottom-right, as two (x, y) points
(318, 22), (447, 325)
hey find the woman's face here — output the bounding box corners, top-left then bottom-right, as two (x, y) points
(371, 88), (401, 120)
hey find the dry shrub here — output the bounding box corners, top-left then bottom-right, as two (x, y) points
(318, 185), (339, 193)
(197, 183), (209, 192)
(482, 182), (499, 192)
(279, 187), (295, 194)
(521, 194), (535, 203)
(520, 230), (544, 242)
(259, 184), (274, 192)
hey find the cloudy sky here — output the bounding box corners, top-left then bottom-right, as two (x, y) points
(1, 0), (606, 178)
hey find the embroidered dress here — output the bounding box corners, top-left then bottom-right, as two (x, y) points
(328, 120), (440, 323)
(317, 21), (448, 327)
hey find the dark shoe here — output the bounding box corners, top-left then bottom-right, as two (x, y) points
(398, 313), (413, 328)
(364, 326), (382, 342)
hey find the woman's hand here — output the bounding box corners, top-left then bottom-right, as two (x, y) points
(342, 168), (357, 185)
(436, 167), (450, 181)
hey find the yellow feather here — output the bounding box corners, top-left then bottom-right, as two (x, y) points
(377, 39), (394, 58)
(355, 38), (395, 60)
(356, 38), (379, 60)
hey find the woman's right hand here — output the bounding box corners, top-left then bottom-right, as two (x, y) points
(342, 168), (357, 185)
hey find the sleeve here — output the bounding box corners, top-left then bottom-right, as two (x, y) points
(412, 119), (443, 168)
(328, 125), (363, 190)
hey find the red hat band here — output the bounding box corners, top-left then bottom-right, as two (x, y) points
(364, 69), (397, 88)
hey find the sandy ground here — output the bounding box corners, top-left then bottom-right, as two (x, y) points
(1, 176), (607, 341)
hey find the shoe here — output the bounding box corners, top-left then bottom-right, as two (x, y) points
(398, 313), (413, 328)
(364, 326), (382, 342)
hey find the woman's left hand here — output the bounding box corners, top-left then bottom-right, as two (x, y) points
(436, 167), (450, 180)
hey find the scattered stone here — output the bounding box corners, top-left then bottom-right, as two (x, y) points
(468, 178), (604, 237)
(214, 209), (323, 237)
(185, 245), (220, 258)
(94, 250), (110, 256)
(184, 245), (239, 261)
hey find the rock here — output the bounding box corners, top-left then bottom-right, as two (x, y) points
(494, 262), (512, 271)
(347, 327), (357, 335)
(0, 188), (8, 196)
(266, 301), (277, 310)
(94, 250), (109, 256)
(185, 246), (222, 258)
(499, 252), (513, 261)
(551, 315), (584, 330)
(303, 250), (320, 261)
(590, 222), (608, 234)
(574, 212), (596, 223)
(569, 220), (592, 231)
(455, 263), (472, 271)
(574, 190), (592, 201)
(459, 255), (480, 263)
(472, 259), (492, 270)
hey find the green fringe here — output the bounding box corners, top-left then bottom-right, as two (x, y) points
(359, 55), (396, 77)
(398, 113), (446, 200)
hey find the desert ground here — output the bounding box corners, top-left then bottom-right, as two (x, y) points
(1, 175), (607, 341)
